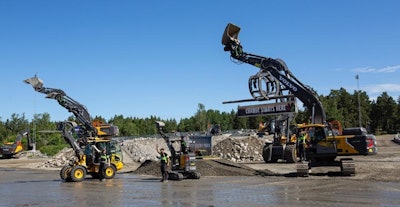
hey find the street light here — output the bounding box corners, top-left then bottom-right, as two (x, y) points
(355, 74), (362, 127)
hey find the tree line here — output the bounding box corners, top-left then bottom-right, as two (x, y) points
(1, 88), (399, 155)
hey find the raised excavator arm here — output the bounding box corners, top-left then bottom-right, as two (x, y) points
(24, 76), (97, 137)
(24, 76), (96, 157)
(222, 23), (326, 124)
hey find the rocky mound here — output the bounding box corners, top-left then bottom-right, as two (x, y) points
(31, 133), (273, 175)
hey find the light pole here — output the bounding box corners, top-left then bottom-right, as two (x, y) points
(355, 74), (362, 127)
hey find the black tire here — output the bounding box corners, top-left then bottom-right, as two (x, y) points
(69, 165), (86, 182)
(284, 144), (297, 163)
(60, 165), (72, 181)
(102, 164), (116, 179)
(262, 144), (271, 163)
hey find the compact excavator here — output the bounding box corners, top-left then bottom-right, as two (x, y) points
(221, 23), (368, 176)
(24, 76), (123, 182)
(0, 128), (34, 159)
(155, 121), (201, 180)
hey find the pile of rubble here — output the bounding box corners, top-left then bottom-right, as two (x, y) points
(36, 147), (75, 168)
(212, 136), (271, 162)
(32, 133), (272, 169)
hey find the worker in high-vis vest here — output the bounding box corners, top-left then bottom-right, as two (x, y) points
(157, 145), (169, 182)
(99, 148), (110, 181)
(298, 129), (308, 162)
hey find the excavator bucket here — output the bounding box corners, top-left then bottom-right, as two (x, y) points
(24, 76), (44, 91)
(222, 23), (241, 46)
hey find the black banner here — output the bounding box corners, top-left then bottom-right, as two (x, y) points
(237, 101), (296, 117)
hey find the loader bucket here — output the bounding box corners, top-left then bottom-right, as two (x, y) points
(221, 23), (241, 46)
(24, 76), (44, 91)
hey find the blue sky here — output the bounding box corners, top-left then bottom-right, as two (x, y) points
(1, 1), (399, 122)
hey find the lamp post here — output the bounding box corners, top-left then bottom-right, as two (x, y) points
(355, 74), (362, 127)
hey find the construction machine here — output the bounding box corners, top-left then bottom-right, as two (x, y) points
(221, 23), (367, 176)
(155, 121), (201, 180)
(24, 76), (123, 182)
(0, 128), (34, 159)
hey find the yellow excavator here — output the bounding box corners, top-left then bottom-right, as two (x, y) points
(221, 23), (368, 176)
(24, 76), (123, 182)
(0, 128), (34, 159)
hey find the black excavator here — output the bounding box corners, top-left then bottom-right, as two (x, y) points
(155, 121), (201, 180)
(24, 76), (123, 182)
(0, 128), (34, 159)
(221, 23), (368, 176)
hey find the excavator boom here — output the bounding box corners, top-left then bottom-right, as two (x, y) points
(222, 23), (326, 124)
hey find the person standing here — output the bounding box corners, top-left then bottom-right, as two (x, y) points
(180, 136), (188, 154)
(298, 129), (308, 162)
(99, 148), (109, 181)
(156, 145), (169, 182)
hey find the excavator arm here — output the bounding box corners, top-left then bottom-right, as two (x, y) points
(24, 76), (95, 158)
(222, 23), (326, 124)
(24, 76), (97, 137)
(155, 121), (174, 153)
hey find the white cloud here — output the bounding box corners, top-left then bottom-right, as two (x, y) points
(364, 83), (400, 94)
(353, 65), (400, 73)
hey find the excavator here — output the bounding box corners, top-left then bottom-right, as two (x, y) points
(155, 121), (201, 180)
(0, 128), (34, 159)
(24, 76), (123, 182)
(221, 23), (368, 176)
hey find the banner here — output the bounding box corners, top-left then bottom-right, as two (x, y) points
(237, 101), (297, 117)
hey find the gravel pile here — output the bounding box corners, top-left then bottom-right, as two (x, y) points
(32, 134), (272, 171)
(213, 136), (272, 162)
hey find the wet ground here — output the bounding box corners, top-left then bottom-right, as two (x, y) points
(1, 134), (400, 207)
(1, 166), (400, 207)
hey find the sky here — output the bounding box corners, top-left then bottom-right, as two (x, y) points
(1, 1), (399, 122)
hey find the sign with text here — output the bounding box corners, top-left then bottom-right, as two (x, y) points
(237, 101), (297, 117)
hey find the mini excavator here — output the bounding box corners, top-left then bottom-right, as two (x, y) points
(24, 76), (123, 182)
(155, 121), (201, 180)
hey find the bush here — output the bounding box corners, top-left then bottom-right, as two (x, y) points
(39, 144), (69, 156)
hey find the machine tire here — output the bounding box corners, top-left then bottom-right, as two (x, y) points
(69, 165), (86, 182)
(60, 165), (72, 181)
(262, 144), (271, 163)
(263, 144), (279, 163)
(102, 164), (116, 179)
(284, 144), (297, 163)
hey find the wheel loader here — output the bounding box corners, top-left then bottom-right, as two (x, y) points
(24, 76), (123, 182)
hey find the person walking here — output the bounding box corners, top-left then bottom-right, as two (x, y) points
(156, 145), (169, 182)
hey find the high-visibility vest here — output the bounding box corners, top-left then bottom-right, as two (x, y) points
(100, 153), (108, 162)
(160, 153), (168, 163)
(299, 134), (307, 144)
